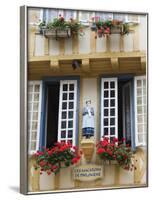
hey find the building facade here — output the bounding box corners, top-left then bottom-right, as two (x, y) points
(27, 7), (147, 192)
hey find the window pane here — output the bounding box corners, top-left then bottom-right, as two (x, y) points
(62, 102), (67, 110)
(104, 91), (109, 98)
(137, 88), (142, 96)
(31, 131), (37, 140)
(68, 121), (73, 128)
(62, 112), (67, 119)
(104, 128), (108, 135)
(28, 93), (32, 101)
(137, 97), (142, 105)
(34, 85), (40, 92)
(104, 100), (109, 107)
(110, 118), (115, 125)
(62, 93), (67, 100)
(33, 103), (39, 111)
(104, 118), (108, 126)
(34, 94), (39, 101)
(33, 112), (38, 120)
(31, 142), (36, 150)
(137, 80), (141, 87)
(110, 108), (115, 116)
(104, 109), (108, 116)
(69, 93), (74, 100)
(28, 112), (32, 121)
(69, 84), (74, 91)
(110, 99), (115, 107)
(68, 130), (73, 138)
(110, 90), (115, 97)
(61, 121), (66, 129)
(61, 131), (66, 138)
(110, 81), (115, 88)
(63, 84), (68, 91)
(28, 103), (32, 111)
(69, 102), (74, 109)
(110, 127), (115, 135)
(32, 122), (38, 130)
(68, 111), (73, 119)
(138, 124), (143, 133)
(28, 85), (33, 92)
(104, 82), (109, 89)
(137, 106), (142, 114)
(137, 115), (143, 123)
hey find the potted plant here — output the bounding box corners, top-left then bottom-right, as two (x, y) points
(96, 137), (135, 171)
(91, 17), (130, 38)
(33, 141), (82, 175)
(39, 15), (84, 39)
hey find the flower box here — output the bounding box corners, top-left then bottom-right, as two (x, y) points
(44, 28), (71, 38)
(111, 26), (122, 34)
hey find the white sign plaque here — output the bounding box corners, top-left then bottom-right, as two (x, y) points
(73, 164), (104, 181)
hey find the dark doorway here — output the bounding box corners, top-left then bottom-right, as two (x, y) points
(46, 83), (60, 148)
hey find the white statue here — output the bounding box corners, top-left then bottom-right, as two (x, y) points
(82, 100), (95, 138)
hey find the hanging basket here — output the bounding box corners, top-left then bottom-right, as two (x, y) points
(43, 28), (71, 39)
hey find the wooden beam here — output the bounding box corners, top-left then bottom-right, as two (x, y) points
(81, 58), (90, 72)
(140, 56), (146, 70)
(111, 57), (119, 70)
(50, 59), (60, 71)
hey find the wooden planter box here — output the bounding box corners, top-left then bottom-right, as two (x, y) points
(102, 160), (118, 165)
(111, 26), (122, 34)
(44, 28), (71, 38)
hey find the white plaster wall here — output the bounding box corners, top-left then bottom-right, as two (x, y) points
(59, 167), (75, 189)
(49, 38), (60, 55)
(35, 35), (44, 56)
(110, 34), (120, 52)
(123, 33), (134, 52)
(139, 15), (147, 51)
(119, 168), (134, 185)
(101, 165), (115, 185)
(96, 37), (107, 52)
(79, 28), (90, 54)
(64, 38), (72, 55)
(39, 172), (55, 191)
(82, 78), (97, 140)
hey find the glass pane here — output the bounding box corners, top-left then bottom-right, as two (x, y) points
(61, 131), (66, 138)
(68, 130), (73, 138)
(137, 106), (142, 114)
(69, 84), (74, 91)
(143, 79), (146, 87)
(34, 85), (40, 92)
(110, 99), (115, 107)
(69, 102), (74, 109)
(104, 109), (108, 116)
(28, 85), (33, 92)
(110, 118), (115, 125)
(31, 131), (37, 140)
(68, 121), (73, 128)
(61, 121), (66, 129)
(63, 84), (68, 91)
(110, 127), (115, 135)
(110, 108), (115, 116)
(62, 112), (67, 119)
(110, 81), (115, 88)
(144, 106), (147, 114)
(62, 93), (67, 100)
(31, 142), (36, 150)
(32, 121), (38, 130)
(34, 94), (39, 101)
(104, 118), (108, 126)
(62, 102), (67, 110)
(110, 90), (115, 97)
(143, 88), (146, 95)
(138, 134), (143, 143)
(33, 112), (38, 120)
(104, 128), (108, 135)
(144, 115), (147, 123)
(68, 111), (73, 119)
(104, 82), (109, 89)
(69, 93), (74, 100)
(104, 100), (109, 107)
(137, 80), (141, 87)
(104, 91), (109, 98)
(28, 93), (32, 101)
(33, 103), (39, 111)
(137, 97), (142, 105)
(138, 124), (143, 133)
(137, 88), (142, 96)
(28, 103), (32, 111)
(137, 115), (143, 123)
(143, 96), (146, 105)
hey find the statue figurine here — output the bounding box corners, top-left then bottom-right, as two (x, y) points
(82, 100), (95, 138)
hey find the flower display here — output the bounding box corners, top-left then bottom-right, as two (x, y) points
(96, 137), (135, 170)
(91, 17), (130, 38)
(39, 15), (84, 37)
(33, 141), (82, 175)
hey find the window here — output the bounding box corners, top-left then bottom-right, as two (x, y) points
(134, 76), (147, 146)
(28, 81), (42, 154)
(95, 12), (113, 21)
(101, 78), (118, 141)
(58, 80), (77, 145)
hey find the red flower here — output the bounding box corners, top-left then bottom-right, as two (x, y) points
(113, 137), (118, 143)
(39, 161), (46, 167)
(106, 150), (113, 156)
(47, 150), (52, 155)
(101, 140), (108, 147)
(47, 171), (51, 175)
(97, 148), (105, 154)
(122, 138), (126, 142)
(72, 157), (79, 164)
